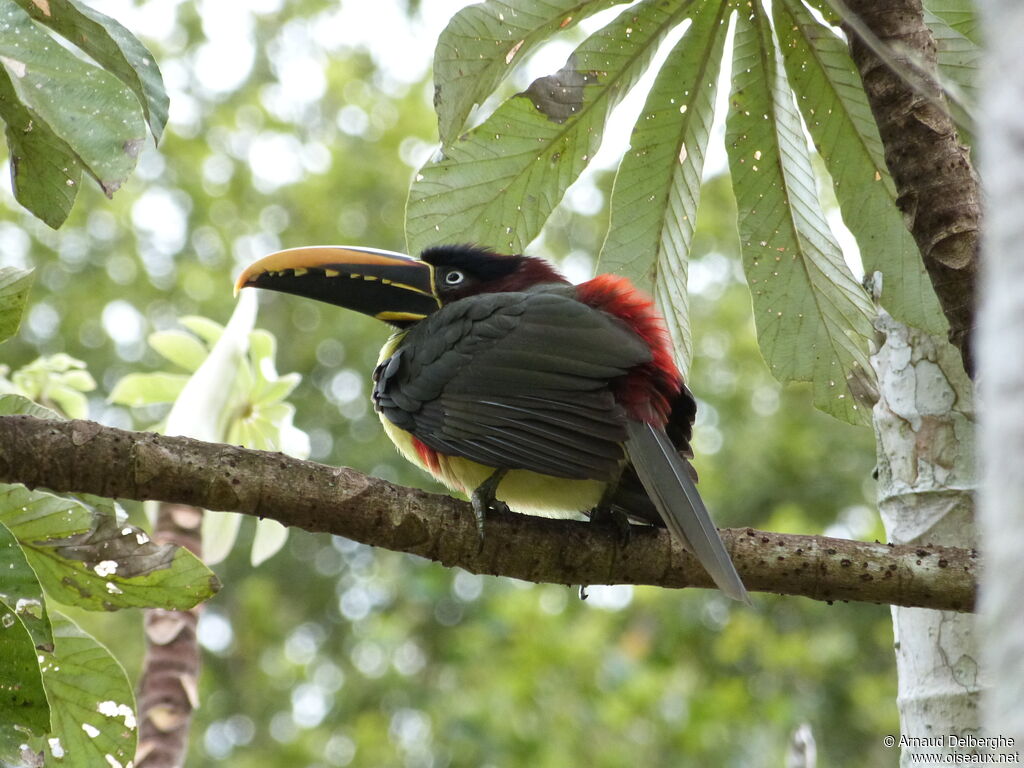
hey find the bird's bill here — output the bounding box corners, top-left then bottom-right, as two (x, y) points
(234, 245), (441, 323)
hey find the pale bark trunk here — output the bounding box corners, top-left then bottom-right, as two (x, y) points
(845, 0), (986, 760)
(977, 0), (1024, 749)
(871, 311), (981, 765)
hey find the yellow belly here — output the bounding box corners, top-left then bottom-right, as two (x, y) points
(380, 416), (606, 518)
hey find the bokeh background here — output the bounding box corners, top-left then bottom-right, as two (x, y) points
(1, 0), (894, 764)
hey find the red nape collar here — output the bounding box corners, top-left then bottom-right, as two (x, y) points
(576, 274), (682, 425)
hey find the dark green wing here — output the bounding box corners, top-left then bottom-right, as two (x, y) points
(373, 288), (651, 480)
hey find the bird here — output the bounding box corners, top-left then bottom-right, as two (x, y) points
(235, 244), (748, 602)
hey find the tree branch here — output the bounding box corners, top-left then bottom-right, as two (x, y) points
(0, 415), (977, 611)
(842, 0), (981, 374)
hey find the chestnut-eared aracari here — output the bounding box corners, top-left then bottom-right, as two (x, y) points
(235, 244), (748, 602)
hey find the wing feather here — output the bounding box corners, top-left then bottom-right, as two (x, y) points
(625, 421), (749, 603)
(374, 289), (650, 480)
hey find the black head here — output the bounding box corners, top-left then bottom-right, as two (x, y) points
(420, 244), (569, 303)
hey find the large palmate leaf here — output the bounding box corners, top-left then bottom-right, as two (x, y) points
(416, 0), (959, 425)
(726, 4), (876, 424)
(0, 485), (219, 611)
(434, 0), (627, 144)
(774, 0), (945, 336)
(598, 0), (730, 374)
(407, 0), (696, 255)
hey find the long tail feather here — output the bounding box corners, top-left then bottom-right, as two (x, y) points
(625, 421), (749, 603)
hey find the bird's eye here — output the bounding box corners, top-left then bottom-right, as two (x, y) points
(444, 270), (465, 286)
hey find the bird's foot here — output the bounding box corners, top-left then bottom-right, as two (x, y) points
(470, 469), (509, 545)
(589, 503), (633, 545)
(469, 493), (510, 539)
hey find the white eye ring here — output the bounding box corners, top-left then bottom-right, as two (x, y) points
(444, 269), (465, 286)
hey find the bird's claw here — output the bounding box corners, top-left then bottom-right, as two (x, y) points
(589, 503), (633, 544)
(470, 469), (509, 546)
(470, 492), (509, 540)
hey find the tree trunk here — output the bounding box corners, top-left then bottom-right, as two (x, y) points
(871, 310), (981, 765)
(842, 1), (986, 761)
(977, 0), (1024, 750)
(843, 0), (981, 374)
(135, 503), (204, 768)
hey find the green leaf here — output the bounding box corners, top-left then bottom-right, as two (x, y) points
(726, 4), (876, 425)
(774, 0), (945, 336)
(0, 485), (220, 611)
(44, 384), (88, 420)
(178, 315), (224, 346)
(108, 371), (189, 407)
(15, 351), (85, 376)
(148, 329), (210, 372)
(40, 613), (136, 767)
(433, 0), (627, 144)
(249, 412), (288, 450)
(0, 266), (33, 344)
(252, 372), (301, 406)
(0, 68), (81, 228)
(14, 0), (168, 141)
(923, 0), (980, 45)
(0, 393), (60, 420)
(58, 369), (95, 392)
(0, 0), (147, 196)
(407, 0), (694, 255)
(0, 520), (52, 651)
(924, 8), (980, 112)
(598, 0), (729, 373)
(228, 414), (269, 451)
(6, 354), (95, 420)
(0, 599), (50, 762)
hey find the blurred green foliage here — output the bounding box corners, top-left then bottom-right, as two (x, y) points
(0, 0), (894, 764)
(0, 352), (95, 418)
